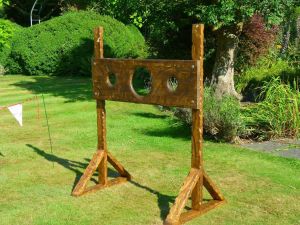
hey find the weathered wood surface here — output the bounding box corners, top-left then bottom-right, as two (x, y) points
(203, 171), (225, 201)
(191, 24), (205, 211)
(73, 24), (225, 225)
(80, 177), (129, 196)
(107, 151), (131, 179)
(92, 58), (201, 109)
(165, 169), (201, 225)
(72, 150), (105, 196)
(179, 200), (226, 224)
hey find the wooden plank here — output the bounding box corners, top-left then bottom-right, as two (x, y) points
(72, 150), (104, 196)
(203, 172), (225, 201)
(107, 151), (131, 180)
(94, 27), (104, 59)
(92, 58), (201, 109)
(94, 27), (108, 185)
(165, 169), (200, 225)
(179, 200), (226, 224)
(98, 151), (108, 185)
(191, 24), (205, 210)
(73, 177), (128, 197)
(81, 177), (128, 196)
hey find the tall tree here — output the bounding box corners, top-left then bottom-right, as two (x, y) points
(188, 0), (296, 99)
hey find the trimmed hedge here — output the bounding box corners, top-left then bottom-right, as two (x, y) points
(9, 11), (148, 76)
(0, 19), (21, 67)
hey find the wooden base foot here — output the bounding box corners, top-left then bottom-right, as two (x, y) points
(72, 150), (131, 197)
(164, 170), (225, 225)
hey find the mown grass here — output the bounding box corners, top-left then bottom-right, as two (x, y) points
(0, 75), (299, 225)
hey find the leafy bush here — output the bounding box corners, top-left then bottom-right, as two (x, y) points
(236, 56), (299, 101)
(0, 19), (20, 68)
(243, 77), (300, 140)
(174, 87), (246, 142)
(236, 14), (278, 71)
(8, 11), (148, 76)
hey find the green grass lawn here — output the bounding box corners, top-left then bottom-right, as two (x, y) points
(0, 75), (299, 225)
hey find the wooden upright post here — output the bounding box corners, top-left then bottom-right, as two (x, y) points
(191, 24), (204, 210)
(165, 24), (225, 225)
(94, 27), (108, 186)
(72, 27), (131, 197)
(73, 24), (225, 224)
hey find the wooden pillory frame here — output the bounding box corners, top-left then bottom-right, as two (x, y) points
(72, 24), (226, 224)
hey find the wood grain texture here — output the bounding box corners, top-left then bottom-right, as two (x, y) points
(72, 150), (105, 196)
(164, 169), (200, 225)
(179, 200), (226, 224)
(92, 58), (201, 109)
(107, 151), (131, 180)
(203, 171), (225, 201)
(191, 24), (205, 211)
(94, 27), (108, 186)
(73, 24), (225, 225)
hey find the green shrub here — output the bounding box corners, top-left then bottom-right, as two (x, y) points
(236, 56), (299, 101)
(243, 77), (300, 140)
(9, 11), (148, 76)
(0, 19), (20, 68)
(173, 87), (246, 142)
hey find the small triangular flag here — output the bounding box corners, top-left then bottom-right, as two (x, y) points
(8, 104), (23, 126)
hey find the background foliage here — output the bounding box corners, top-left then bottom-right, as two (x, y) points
(0, 19), (20, 67)
(8, 11), (148, 76)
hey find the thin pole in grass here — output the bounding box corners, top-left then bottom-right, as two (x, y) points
(35, 86), (54, 167)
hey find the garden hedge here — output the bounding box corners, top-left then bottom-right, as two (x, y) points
(9, 11), (148, 76)
(0, 19), (20, 68)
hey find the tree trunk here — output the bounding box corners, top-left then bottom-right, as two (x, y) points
(211, 30), (242, 100)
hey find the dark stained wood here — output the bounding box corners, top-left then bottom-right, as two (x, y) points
(92, 58), (201, 109)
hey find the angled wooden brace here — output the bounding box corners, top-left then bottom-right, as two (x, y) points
(72, 27), (131, 197)
(164, 24), (226, 225)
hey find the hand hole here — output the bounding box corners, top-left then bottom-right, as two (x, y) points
(132, 67), (152, 96)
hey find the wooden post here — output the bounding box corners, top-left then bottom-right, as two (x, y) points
(191, 24), (204, 210)
(74, 24), (224, 223)
(94, 27), (108, 186)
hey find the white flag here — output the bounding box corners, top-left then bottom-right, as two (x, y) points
(8, 104), (23, 126)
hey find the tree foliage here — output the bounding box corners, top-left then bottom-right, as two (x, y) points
(8, 11), (148, 76)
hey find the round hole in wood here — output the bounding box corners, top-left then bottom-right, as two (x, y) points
(108, 73), (117, 87)
(167, 76), (178, 92)
(132, 67), (152, 96)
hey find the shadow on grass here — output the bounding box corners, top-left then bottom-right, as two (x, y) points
(130, 112), (169, 119)
(12, 77), (93, 103)
(26, 144), (181, 221)
(141, 123), (191, 140)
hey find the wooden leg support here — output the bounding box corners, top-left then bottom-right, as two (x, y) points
(72, 150), (131, 197)
(164, 170), (226, 225)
